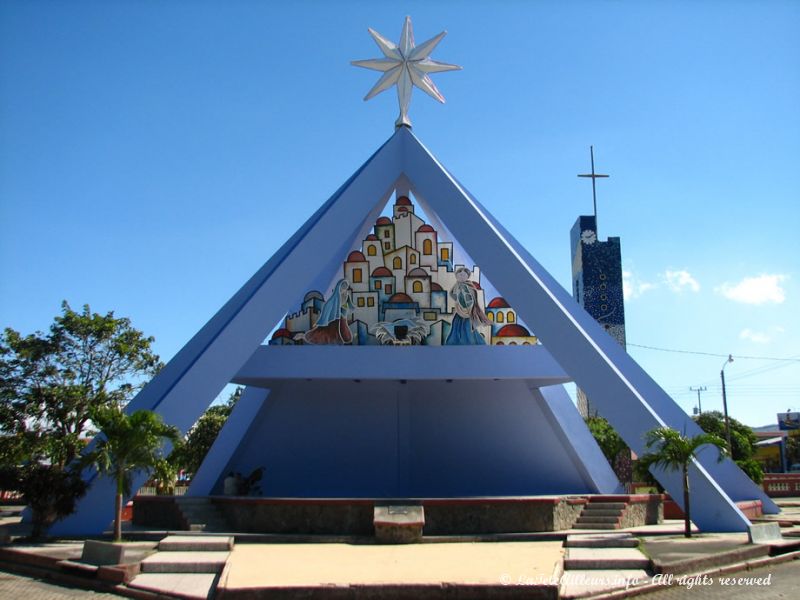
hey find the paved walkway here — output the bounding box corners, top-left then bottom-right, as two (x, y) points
(220, 540), (564, 591)
(0, 569), (119, 599)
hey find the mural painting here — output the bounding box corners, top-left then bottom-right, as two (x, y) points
(269, 194), (538, 347)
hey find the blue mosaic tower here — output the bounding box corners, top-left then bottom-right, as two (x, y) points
(570, 214), (627, 417)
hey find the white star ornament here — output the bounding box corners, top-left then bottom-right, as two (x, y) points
(351, 16), (461, 128)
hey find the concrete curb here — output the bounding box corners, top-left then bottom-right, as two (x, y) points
(216, 583), (560, 600)
(650, 544), (770, 575)
(585, 550), (800, 599)
(0, 558), (171, 600)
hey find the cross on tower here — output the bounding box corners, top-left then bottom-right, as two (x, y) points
(577, 146), (609, 234)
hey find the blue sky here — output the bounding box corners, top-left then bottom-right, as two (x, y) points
(1, 1), (798, 427)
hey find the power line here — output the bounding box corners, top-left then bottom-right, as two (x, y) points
(628, 343), (800, 362)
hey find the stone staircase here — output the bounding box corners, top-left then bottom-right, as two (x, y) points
(561, 533), (651, 598)
(573, 501), (626, 530)
(129, 535), (233, 600)
(176, 497), (230, 532)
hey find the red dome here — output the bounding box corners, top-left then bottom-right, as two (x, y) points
(496, 324), (531, 338)
(407, 268), (428, 277)
(395, 195), (412, 206)
(417, 224), (435, 233)
(430, 282), (443, 291)
(388, 293), (413, 303)
(397, 206), (409, 212)
(346, 250), (366, 262)
(488, 297), (510, 308)
(271, 328), (292, 339)
(372, 267), (392, 277)
(365, 234), (378, 241)
(376, 217), (392, 226)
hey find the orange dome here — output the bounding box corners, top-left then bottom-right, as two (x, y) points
(430, 282), (443, 291)
(372, 267), (392, 277)
(395, 195), (412, 206)
(417, 224), (435, 233)
(496, 324), (531, 337)
(271, 328), (292, 339)
(407, 268), (428, 277)
(376, 217), (392, 226)
(346, 250), (366, 262)
(488, 297), (510, 308)
(388, 293), (413, 303)
(365, 234), (378, 241)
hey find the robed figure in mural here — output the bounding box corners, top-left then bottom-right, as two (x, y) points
(299, 279), (355, 345)
(445, 267), (491, 345)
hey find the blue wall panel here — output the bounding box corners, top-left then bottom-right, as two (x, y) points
(219, 380), (597, 498)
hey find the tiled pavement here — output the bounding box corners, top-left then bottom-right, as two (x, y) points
(0, 569), (120, 599)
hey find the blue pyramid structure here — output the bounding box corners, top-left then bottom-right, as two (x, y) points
(52, 127), (776, 535)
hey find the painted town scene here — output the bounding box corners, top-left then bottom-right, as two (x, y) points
(269, 194), (538, 347)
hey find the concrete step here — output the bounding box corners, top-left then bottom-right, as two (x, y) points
(573, 522), (619, 530)
(565, 534), (639, 548)
(141, 551), (229, 574)
(587, 502), (626, 510)
(159, 535), (234, 552)
(576, 516), (620, 524)
(564, 548), (650, 570)
(560, 569), (650, 599)
(581, 509), (624, 517)
(128, 573), (218, 600)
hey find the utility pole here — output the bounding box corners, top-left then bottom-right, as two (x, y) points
(689, 386), (707, 415)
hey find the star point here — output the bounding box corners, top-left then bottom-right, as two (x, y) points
(351, 16), (461, 128)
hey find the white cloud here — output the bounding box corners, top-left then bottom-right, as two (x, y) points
(623, 270), (656, 300)
(663, 269), (700, 293)
(739, 328), (771, 344)
(716, 274), (788, 305)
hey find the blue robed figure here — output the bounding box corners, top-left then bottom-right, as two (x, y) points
(445, 267), (491, 345)
(300, 279), (354, 345)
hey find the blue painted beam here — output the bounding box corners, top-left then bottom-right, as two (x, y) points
(233, 345), (570, 386)
(536, 385), (623, 495)
(52, 131), (406, 535)
(400, 128), (777, 529)
(187, 386), (270, 497)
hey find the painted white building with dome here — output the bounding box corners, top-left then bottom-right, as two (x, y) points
(271, 194), (537, 346)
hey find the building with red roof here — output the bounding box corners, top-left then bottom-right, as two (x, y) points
(493, 323), (537, 346)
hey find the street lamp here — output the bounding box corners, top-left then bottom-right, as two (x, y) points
(720, 354), (734, 454)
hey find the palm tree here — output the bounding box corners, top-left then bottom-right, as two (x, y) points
(638, 427), (726, 538)
(85, 406), (179, 541)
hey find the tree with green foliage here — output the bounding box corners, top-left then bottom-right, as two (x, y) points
(170, 388), (240, 476)
(0, 302), (162, 536)
(638, 427), (727, 538)
(693, 411), (763, 484)
(84, 406), (178, 541)
(0, 463), (87, 540)
(585, 416), (627, 463)
(585, 416), (633, 484)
